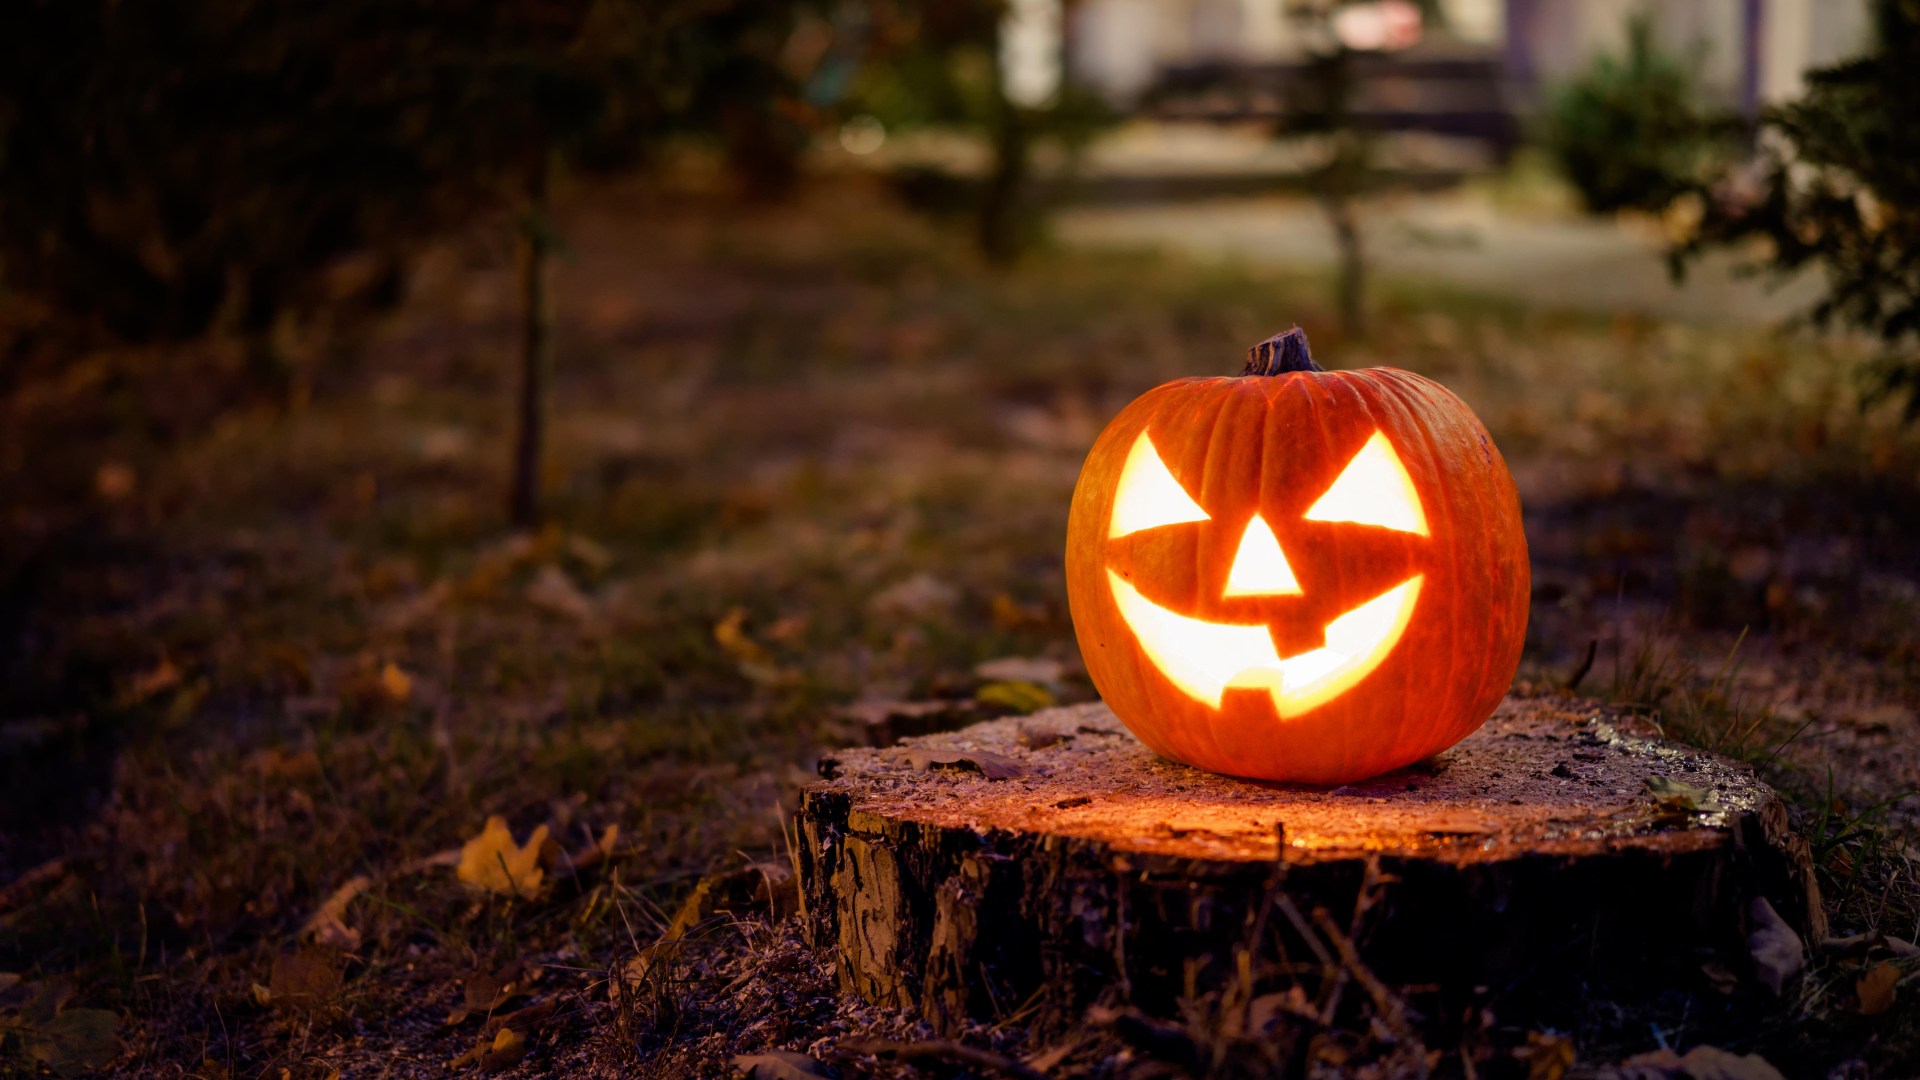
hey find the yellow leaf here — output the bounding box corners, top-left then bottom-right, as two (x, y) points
(1858, 962), (1900, 1016)
(1524, 1030), (1575, 1080)
(714, 607), (771, 665)
(976, 679), (1054, 714)
(457, 816), (548, 899)
(481, 1027), (526, 1071)
(377, 662), (412, 705)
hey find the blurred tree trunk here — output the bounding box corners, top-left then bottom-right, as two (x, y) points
(1323, 133), (1367, 339)
(1306, 42), (1368, 338)
(977, 99), (1031, 265)
(509, 155), (555, 529)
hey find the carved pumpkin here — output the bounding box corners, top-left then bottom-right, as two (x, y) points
(1065, 328), (1528, 785)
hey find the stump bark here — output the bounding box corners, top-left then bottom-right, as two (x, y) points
(797, 694), (1823, 1034)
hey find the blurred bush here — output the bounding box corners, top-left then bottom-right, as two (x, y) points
(1539, 16), (1739, 216)
(845, 1), (1115, 264)
(1675, 0), (1920, 421)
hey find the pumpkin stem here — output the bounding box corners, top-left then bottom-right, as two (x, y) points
(1243, 326), (1322, 376)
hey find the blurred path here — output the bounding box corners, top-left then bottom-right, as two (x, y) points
(1057, 191), (1820, 324)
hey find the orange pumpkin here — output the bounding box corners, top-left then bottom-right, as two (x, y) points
(1065, 327), (1528, 785)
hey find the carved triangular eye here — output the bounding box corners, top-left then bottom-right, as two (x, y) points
(1109, 431), (1210, 539)
(1303, 432), (1429, 536)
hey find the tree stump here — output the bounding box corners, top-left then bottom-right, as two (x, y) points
(797, 694), (1823, 1035)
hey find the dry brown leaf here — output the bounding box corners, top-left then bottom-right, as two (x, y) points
(1744, 898), (1802, 995)
(265, 947), (343, 1011)
(1857, 962), (1900, 1016)
(94, 462), (136, 501)
(989, 592), (1048, 631)
(122, 658), (183, 706)
(867, 573), (957, 619)
(732, 1049), (835, 1079)
(564, 534), (613, 575)
(1614, 1044), (1787, 1079)
(526, 565), (595, 622)
(456, 816), (550, 899)
(20, 1007), (120, 1076)
(376, 662), (412, 705)
(300, 875), (371, 949)
(908, 748), (1028, 781)
(974, 656), (1065, 686)
(448, 963), (527, 1025)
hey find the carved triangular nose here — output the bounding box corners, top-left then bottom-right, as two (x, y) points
(1223, 514), (1302, 597)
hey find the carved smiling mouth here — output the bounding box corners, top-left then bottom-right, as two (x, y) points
(1106, 571), (1424, 717)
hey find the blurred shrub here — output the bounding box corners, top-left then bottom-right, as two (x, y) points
(0, 1), (818, 349)
(1540, 16), (1738, 215)
(1675, 0), (1920, 421)
(845, 1), (1116, 263)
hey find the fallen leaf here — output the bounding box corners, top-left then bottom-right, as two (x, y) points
(1857, 962), (1900, 1016)
(481, 1027), (526, 1071)
(1745, 897), (1803, 995)
(976, 679), (1054, 714)
(94, 462), (136, 501)
(1016, 725), (1066, 750)
(1645, 775), (1721, 814)
(122, 658), (183, 706)
(377, 662), (412, 705)
(1612, 1044), (1787, 1080)
(301, 875), (371, 948)
(989, 592), (1049, 631)
(867, 574), (958, 619)
(564, 534), (613, 575)
(452, 1025), (530, 1072)
(714, 607), (772, 665)
(559, 823), (623, 876)
(974, 656), (1065, 685)
(21, 1008), (120, 1076)
(732, 1049), (837, 1079)
(456, 816), (551, 899)
(1524, 1030), (1575, 1080)
(266, 947), (343, 1011)
(908, 748), (1028, 781)
(419, 425), (472, 464)
(526, 565), (595, 622)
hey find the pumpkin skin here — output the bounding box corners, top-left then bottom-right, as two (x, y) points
(1065, 330), (1528, 785)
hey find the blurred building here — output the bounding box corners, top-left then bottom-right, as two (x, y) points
(1062, 0), (1873, 111)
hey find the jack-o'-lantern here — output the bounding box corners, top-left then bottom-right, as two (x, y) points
(1065, 328), (1528, 785)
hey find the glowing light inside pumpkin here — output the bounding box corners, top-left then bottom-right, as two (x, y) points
(1108, 431), (1209, 538)
(1100, 426), (1433, 716)
(1303, 431), (1429, 536)
(1223, 515), (1302, 597)
(1107, 571), (1424, 714)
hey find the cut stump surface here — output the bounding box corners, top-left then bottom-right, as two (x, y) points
(798, 693), (1822, 1033)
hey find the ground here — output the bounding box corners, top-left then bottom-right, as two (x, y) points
(1, 170), (1917, 1077)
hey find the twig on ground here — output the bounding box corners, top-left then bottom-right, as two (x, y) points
(841, 1038), (1049, 1080)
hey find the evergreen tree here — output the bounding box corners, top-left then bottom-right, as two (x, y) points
(1676, 0), (1920, 418)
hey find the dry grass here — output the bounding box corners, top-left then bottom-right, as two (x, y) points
(2, 171), (1918, 1076)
